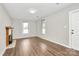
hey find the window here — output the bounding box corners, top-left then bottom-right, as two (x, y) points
(23, 22), (29, 34)
(42, 21), (46, 34)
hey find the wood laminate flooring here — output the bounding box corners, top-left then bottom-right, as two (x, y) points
(3, 37), (79, 56)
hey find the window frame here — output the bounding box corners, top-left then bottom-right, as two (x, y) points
(42, 20), (46, 34)
(22, 22), (29, 34)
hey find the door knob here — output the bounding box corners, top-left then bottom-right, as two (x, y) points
(72, 29), (74, 31)
(71, 32), (74, 34)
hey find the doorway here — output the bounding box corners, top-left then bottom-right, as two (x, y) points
(6, 26), (13, 48)
(69, 9), (79, 51)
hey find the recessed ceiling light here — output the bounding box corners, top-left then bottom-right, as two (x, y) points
(29, 8), (37, 14)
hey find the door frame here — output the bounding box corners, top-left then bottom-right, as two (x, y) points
(69, 9), (79, 49)
(5, 26), (13, 48)
(6, 27), (9, 48)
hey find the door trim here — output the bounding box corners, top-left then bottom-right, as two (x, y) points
(69, 9), (79, 49)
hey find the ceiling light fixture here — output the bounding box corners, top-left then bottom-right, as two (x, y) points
(29, 8), (37, 14)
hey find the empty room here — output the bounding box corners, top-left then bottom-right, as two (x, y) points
(0, 3), (79, 56)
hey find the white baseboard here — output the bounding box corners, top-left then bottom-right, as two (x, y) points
(47, 39), (71, 48)
(0, 48), (6, 56)
(38, 36), (71, 48)
(40, 36), (71, 48)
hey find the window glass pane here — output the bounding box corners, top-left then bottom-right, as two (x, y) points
(42, 21), (46, 34)
(43, 23), (45, 28)
(23, 22), (29, 34)
(42, 28), (46, 34)
(23, 23), (28, 28)
(23, 29), (28, 33)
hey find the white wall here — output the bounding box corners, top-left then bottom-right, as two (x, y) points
(0, 5), (11, 55)
(37, 3), (79, 46)
(12, 19), (37, 39)
(12, 3), (79, 47)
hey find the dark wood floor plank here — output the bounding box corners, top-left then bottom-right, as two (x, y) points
(3, 37), (79, 56)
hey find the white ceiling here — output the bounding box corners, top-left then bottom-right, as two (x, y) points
(3, 3), (71, 20)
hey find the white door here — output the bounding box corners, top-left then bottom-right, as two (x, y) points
(70, 10), (79, 50)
